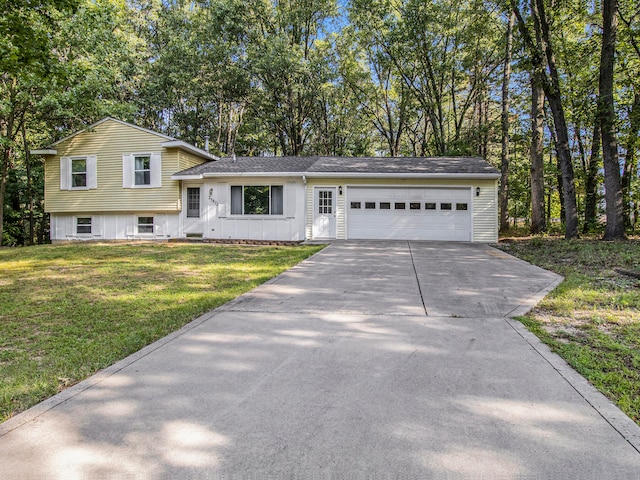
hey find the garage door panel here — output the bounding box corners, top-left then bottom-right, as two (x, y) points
(347, 187), (472, 241)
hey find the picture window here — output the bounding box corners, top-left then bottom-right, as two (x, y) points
(231, 185), (284, 215)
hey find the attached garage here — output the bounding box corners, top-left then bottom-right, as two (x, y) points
(346, 186), (472, 241)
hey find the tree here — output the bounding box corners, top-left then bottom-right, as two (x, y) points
(598, 0), (625, 239)
(500, 12), (515, 232)
(511, 0), (579, 238)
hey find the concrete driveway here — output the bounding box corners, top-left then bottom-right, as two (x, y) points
(2, 241), (640, 478)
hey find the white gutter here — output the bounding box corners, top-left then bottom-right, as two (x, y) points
(172, 171), (500, 181)
(305, 172), (501, 180)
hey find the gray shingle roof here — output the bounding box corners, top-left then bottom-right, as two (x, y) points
(173, 156), (499, 177)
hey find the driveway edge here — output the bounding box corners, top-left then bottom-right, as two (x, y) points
(506, 319), (640, 454)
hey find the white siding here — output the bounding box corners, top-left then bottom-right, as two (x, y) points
(50, 213), (181, 242)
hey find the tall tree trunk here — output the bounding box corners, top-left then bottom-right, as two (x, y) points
(583, 124), (602, 232)
(499, 12), (515, 232)
(512, 1), (579, 238)
(22, 123), (34, 245)
(533, 0), (579, 238)
(531, 72), (546, 233)
(599, 0), (625, 239)
(622, 93), (639, 229)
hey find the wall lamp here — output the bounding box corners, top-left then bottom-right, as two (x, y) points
(475, 187), (480, 197)
(339, 186), (343, 195)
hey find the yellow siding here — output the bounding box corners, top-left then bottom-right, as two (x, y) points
(45, 119), (198, 214)
(178, 150), (210, 171)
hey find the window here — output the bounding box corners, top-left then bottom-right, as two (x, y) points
(61, 156), (96, 190)
(380, 202), (391, 210)
(318, 190), (332, 214)
(230, 185), (284, 215)
(410, 202), (421, 210)
(76, 217), (92, 234)
(71, 159), (87, 188)
(187, 188), (200, 218)
(456, 203), (468, 211)
(395, 202), (406, 210)
(425, 202), (436, 210)
(134, 156), (151, 186)
(123, 153), (161, 188)
(138, 216), (154, 234)
(350, 202), (361, 209)
(365, 202), (376, 209)
(441, 203), (452, 210)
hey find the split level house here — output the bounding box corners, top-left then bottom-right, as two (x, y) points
(32, 117), (500, 243)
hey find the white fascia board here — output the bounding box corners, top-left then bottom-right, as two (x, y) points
(171, 174), (204, 180)
(30, 149), (58, 155)
(161, 140), (219, 161)
(306, 172), (501, 180)
(181, 172), (304, 179)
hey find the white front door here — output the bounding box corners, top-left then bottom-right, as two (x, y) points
(313, 187), (337, 238)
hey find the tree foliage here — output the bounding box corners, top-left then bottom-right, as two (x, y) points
(2, 0), (639, 245)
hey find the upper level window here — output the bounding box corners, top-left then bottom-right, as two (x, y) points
(123, 153), (161, 188)
(187, 187), (200, 218)
(71, 158), (87, 188)
(230, 185), (283, 215)
(60, 156), (97, 190)
(134, 156), (151, 185)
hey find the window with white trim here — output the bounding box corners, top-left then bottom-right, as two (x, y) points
(138, 216), (154, 234)
(71, 158), (87, 188)
(123, 153), (161, 188)
(187, 187), (200, 218)
(230, 185), (284, 215)
(134, 155), (151, 185)
(76, 217), (92, 234)
(60, 156), (97, 190)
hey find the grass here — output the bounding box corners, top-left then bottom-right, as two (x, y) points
(0, 242), (324, 423)
(497, 236), (640, 424)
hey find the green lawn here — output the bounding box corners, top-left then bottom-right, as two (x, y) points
(0, 242), (324, 423)
(497, 237), (640, 424)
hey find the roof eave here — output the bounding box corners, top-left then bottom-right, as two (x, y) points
(30, 149), (58, 155)
(306, 172), (501, 180)
(161, 140), (219, 161)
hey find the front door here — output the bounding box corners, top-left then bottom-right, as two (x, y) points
(313, 187), (337, 238)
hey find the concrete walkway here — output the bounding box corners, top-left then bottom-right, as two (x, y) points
(2, 241), (640, 478)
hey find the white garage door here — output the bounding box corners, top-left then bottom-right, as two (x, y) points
(346, 187), (472, 241)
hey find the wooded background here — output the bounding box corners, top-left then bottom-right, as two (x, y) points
(1, 0), (638, 245)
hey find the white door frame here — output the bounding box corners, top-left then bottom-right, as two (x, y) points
(312, 186), (337, 239)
